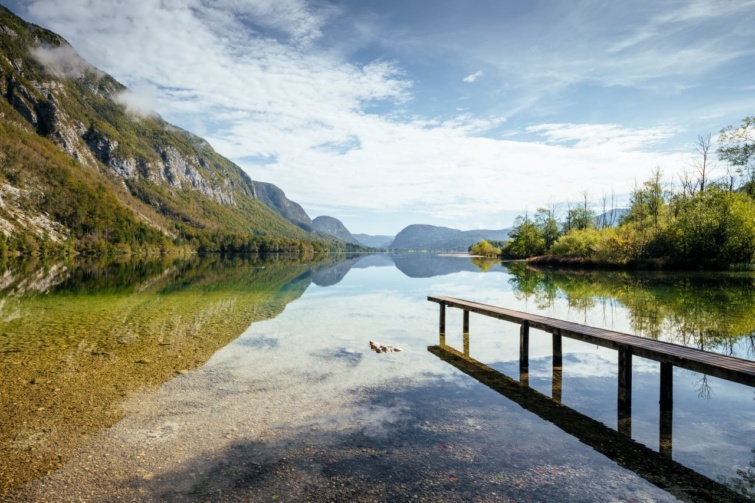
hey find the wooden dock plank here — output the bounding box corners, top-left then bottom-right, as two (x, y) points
(428, 295), (755, 387)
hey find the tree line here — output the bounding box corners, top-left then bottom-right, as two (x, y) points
(475, 116), (755, 268)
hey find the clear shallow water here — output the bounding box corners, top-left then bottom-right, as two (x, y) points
(1, 254), (754, 501)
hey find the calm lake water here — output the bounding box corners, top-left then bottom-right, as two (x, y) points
(1, 254), (754, 502)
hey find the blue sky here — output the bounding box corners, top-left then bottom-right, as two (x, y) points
(4, 0), (755, 234)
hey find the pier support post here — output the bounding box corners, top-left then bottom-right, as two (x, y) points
(552, 331), (562, 368)
(660, 362), (673, 409)
(520, 321), (530, 366)
(618, 346), (633, 436)
(463, 310), (470, 357)
(660, 362), (673, 457)
(552, 331), (563, 403)
(439, 302), (446, 346)
(520, 321), (530, 385)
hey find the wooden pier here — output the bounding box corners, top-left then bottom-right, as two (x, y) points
(427, 295), (755, 502)
(428, 295), (755, 441)
(429, 296), (755, 387)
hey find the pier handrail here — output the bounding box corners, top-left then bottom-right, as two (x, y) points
(428, 295), (755, 387)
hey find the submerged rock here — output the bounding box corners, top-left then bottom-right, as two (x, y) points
(368, 341), (404, 354)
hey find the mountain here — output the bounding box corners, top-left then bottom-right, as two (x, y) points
(0, 6), (330, 255)
(389, 224), (511, 251)
(353, 233), (394, 248)
(252, 182), (314, 232)
(312, 215), (362, 246)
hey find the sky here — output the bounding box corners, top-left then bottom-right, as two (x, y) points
(3, 0), (755, 235)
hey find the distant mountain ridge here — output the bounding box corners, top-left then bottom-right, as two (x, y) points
(312, 216), (362, 245)
(353, 233), (394, 248)
(389, 224), (511, 251)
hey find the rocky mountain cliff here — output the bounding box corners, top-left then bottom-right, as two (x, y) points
(389, 224), (511, 251)
(312, 215), (362, 246)
(252, 182), (314, 232)
(0, 5), (331, 254)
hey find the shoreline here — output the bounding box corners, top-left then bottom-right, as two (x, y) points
(524, 255), (755, 271)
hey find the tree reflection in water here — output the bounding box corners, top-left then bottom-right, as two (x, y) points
(503, 262), (755, 497)
(505, 262), (755, 358)
(724, 447), (755, 499)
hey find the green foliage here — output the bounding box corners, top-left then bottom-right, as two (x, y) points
(495, 208), (562, 260)
(470, 240), (501, 257)
(549, 228), (600, 258)
(503, 215), (545, 258)
(664, 187), (755, 264)
(534, 208), (560, 250)
(549, 227), (628, 263)
(565, 206), (595, 232)
(548, 184), (755, 267)
(539, 123), (755, 268)
(622, 167), (669, 232)
(0, 101), (169, 256)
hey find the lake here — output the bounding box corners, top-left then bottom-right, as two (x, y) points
(1, 254), (754, 501)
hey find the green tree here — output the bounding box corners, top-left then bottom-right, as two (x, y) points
(534, 207), (560, 251)
(565, 191), (596, 232)
(503, 214), (545, 258)
(667, 187), (755, 264)
(718, 116), (755, 192)
(470, 240), (501, 257)
(624, 168), (667, 231)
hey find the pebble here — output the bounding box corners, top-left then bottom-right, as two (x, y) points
(136, 359), (152, 364)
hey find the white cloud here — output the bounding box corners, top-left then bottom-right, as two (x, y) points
(19, 0), (694, 232)
(213, 0), (329, 45)
(114, 85), (158, 117)
(462, 70), (483, 83)
(526, 123), (681, 151)
(30, 43), (97, 79)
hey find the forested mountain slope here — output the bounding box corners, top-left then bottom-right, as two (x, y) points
(0, 5), (329, 255)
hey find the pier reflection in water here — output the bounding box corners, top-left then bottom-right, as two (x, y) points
(429, 295), (755, 503)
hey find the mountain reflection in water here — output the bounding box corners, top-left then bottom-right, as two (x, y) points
(1, 253), (753, 501)
(0, 254), (342, 496)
